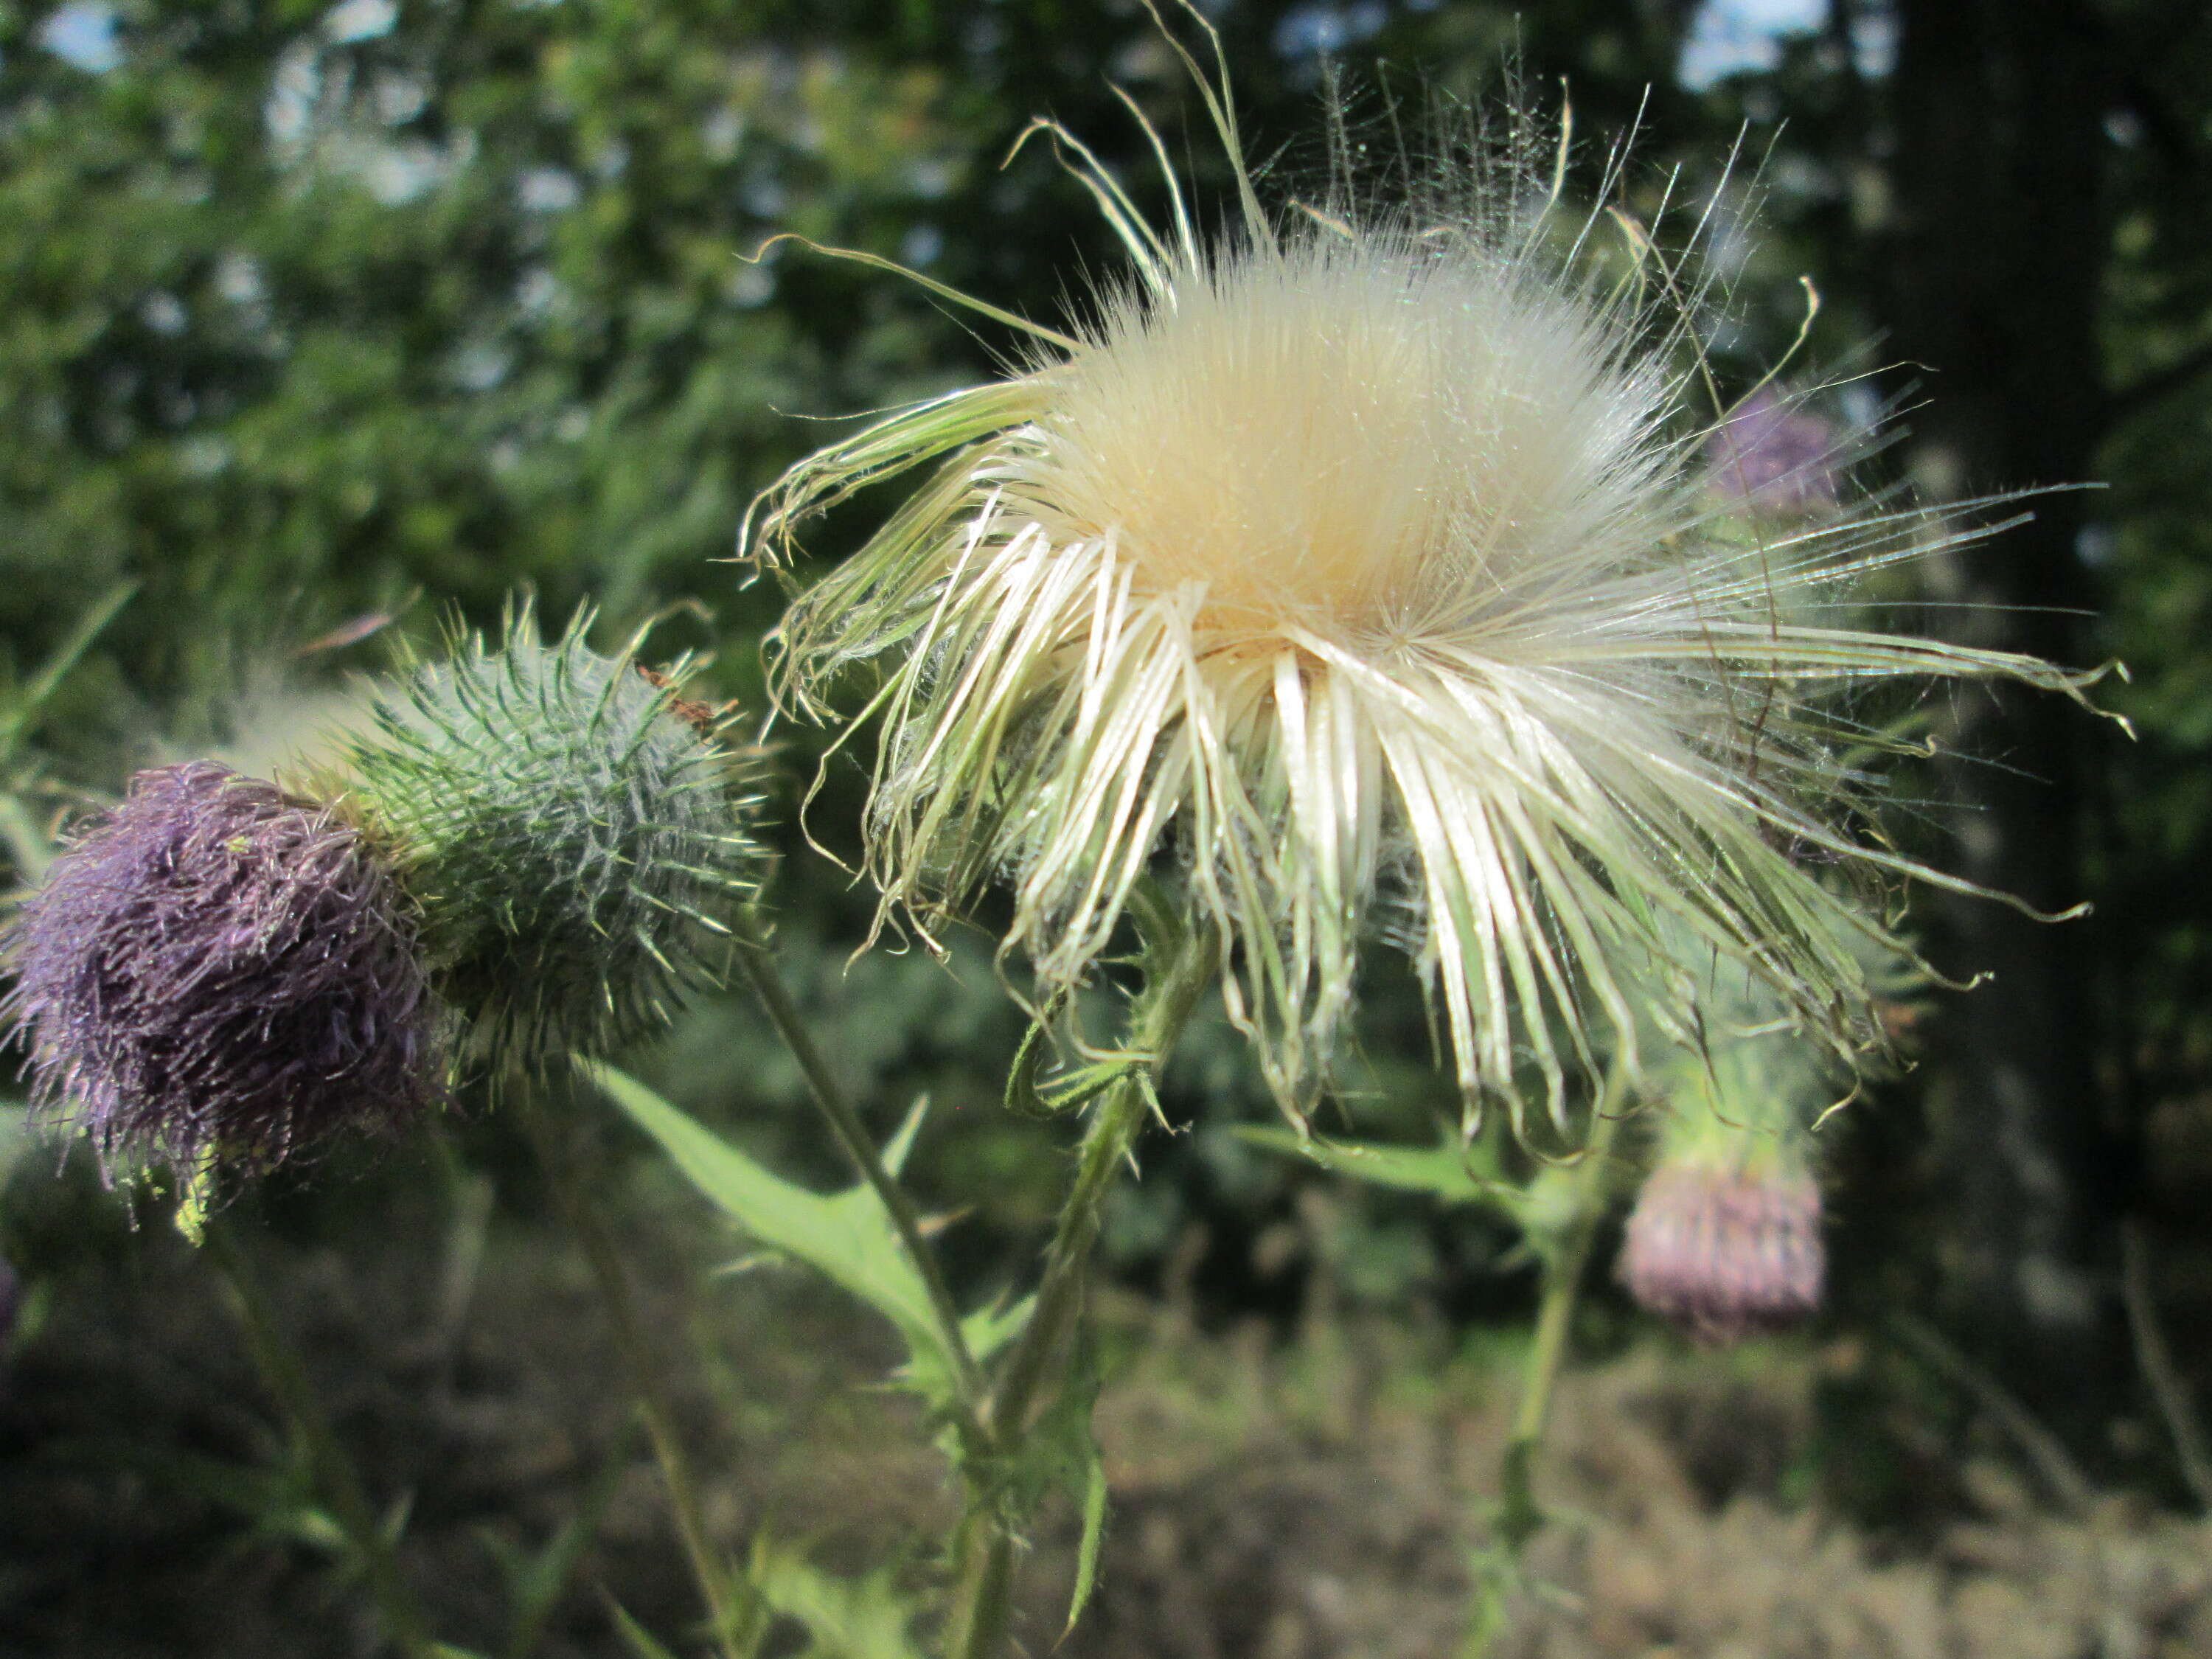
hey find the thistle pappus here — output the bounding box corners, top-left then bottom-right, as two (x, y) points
(745, 2), (2102, 1138)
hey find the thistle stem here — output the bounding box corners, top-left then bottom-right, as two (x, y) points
(943, 911), (1217, 1659)
(726, 904), (989, 1433)
(519, 1096), (747, 1659)
(1497, 1074), (1628, 1555)
(204, 1220), (439, 1659)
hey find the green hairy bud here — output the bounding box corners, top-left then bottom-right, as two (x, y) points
(347, 607), (760, 1066)
(1618, 928), (1916, 1343)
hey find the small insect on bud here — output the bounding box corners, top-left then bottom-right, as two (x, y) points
(2, 762), (445, 1176)
(1621, 1161), (1825, 1345)
(347, 608), (761, 1068)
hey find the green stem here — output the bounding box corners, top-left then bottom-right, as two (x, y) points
(980, 1075), (1150, 1444)
(204, 1220), (439, 1659)
(727, 905), (987, 1432)
(943, 908), (1218, 1659)
(939, 1507), (1018, 1659)
(520, 1096), (747, 1659)
(1497, 1073), (1629, 1555)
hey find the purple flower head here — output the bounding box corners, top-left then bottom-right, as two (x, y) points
(2, 762), (444, 1175)
(1705, 389), (1840, 515)
(1620, 1161), (1825, 1345)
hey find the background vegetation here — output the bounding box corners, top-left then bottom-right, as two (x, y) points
(4, 1), (2211, 1654)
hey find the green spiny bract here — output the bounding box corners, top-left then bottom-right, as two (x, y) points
(347, 608), (759, 1068)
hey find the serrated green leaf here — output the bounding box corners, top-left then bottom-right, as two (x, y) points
(878, 1094), (928, 1177)
(1004, 1005), (1063, 1120)
(1064, 1434), (1109, 1642)
(747, 1538), (923, 1659)
(1004, 996), (1133, 1120)
(987, 1332), (1111, 1642)
(1234, 1125), (1505, 1204)
(961, 1294), (1034, 1366)
(583, 1060), (968, 1413)
(1004, 992), (1153, 1121)
(1234, 1127), (1589, 1260)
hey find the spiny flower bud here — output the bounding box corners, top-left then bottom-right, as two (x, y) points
(346, 609), (759, 1067)
(2, 762), (444, 1175)
(1621, 1161), (1825, 1345)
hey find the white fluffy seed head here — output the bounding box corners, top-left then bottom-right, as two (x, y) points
(745, 14), (2101, 1141)
(1021, 233), (1674, 644)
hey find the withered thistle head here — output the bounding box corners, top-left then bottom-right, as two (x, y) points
(745, 2), (2101, 1143)
(346, 607), (762, 1068)
(2, 762), (444, 1175)
(1621, 1162), (1825, 1345)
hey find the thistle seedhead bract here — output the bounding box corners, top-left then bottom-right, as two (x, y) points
(745, 4), (2098, 1139)
(347, 609), (759, 1066)
(2, 762), (444, 1175)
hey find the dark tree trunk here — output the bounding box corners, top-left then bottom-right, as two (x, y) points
(1882, 0), (2124, 1419)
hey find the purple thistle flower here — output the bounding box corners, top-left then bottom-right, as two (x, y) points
(2, 762), (444, 1175)
(1705, 389), (1840, 515)
(1620, 1162), (1826, 1345)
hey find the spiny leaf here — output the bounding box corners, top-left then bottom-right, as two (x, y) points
(1234, 1125), (1586, 1256)
(961, 1295), (1033, 1366)
(1234, 1124), (1503, 1203)
(583, 1060), (987, 1414)
(1012, 1333), (1112, 1641)
(1064, 1430), (1110, 1643)
(745, 1537), (925, 1659)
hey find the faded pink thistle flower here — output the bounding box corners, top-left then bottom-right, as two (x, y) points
(1620, 1162), (1825, 1344)
(2, 762), (443, 1175)
(1705, 389), (1840, 515)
